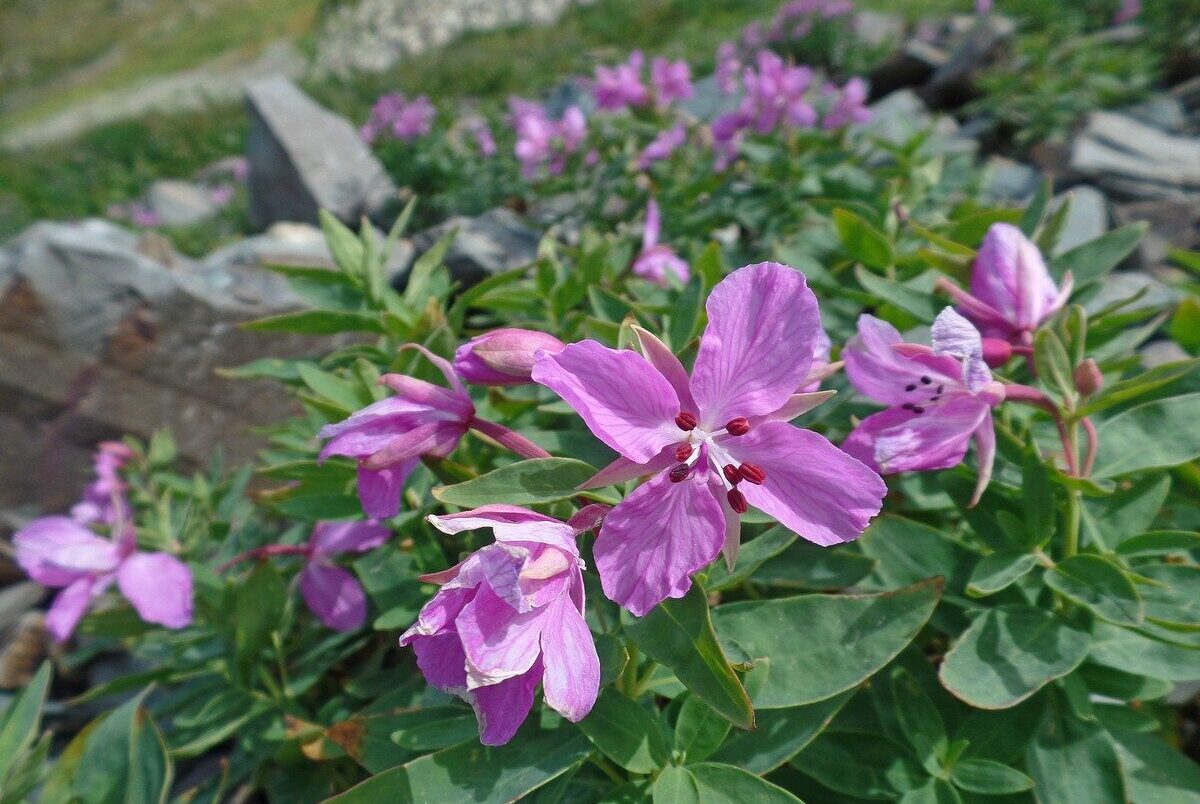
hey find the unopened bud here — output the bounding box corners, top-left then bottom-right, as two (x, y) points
(454, 328), (566, 386)
(981, 338), (1013, 368)
(1074, 358), (1103, 397)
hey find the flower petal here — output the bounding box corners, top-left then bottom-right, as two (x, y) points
(932, 308), (991, 392)
(357, 461), (416, 520)
(428, 505), (577, 554)
(970, 411), (997, 508)
(844, 315), (962, 406)
(842, 396), (990, 475)
(117, 552), (193, 629)
(595, 469), (725, 617)
(299, 563), (367, 631)
(362, 421), (466, 470)
(690, 262), (820, 427)
(400, 586), (474, 642)
(728, 422), (885, 547)
(412, 633), (468, 695)
(580, 447), (676, 490)
(539, 594), (599, 722)
(971, 223), (1061, 332)
(472, 658), (543, 746)
(310, 521), (391, 556)
(632, 325), (697, 411)
(532, 340), (682, 463)
(13, 517), (122, 586)
(457, 583), (548, 687)
(45, 577), (96, 643)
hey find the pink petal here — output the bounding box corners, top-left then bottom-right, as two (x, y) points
(728, 422), (885, 547)
(531, 340), (682, 463)
(539, 594), (599, 722)
(971, 223), (1061, 332)
(632, 325), (698, 411)
(13, 517), (121, 586)
(643, 199), (662, 250)
(969, 411), (997, 508)
(428, 505), (577, 554)
(362, 421), (466, 469)
(472, 658), (543, 746)
(457, 584), (549, 687)
(310, 521), (391, 556)
(842, 396), (990, 475)
(357, 462), (415, 519)
(936, 278), (1009, 334)
(117, 552), (193, 629)
(707, 472), (742, 569)
(299, 563), (366, 631)
(844, 316), (962, 406)
(400, 586), (474, 643)
(412, 633), (468, 696)
(399, 343), (471, 400)
(690, 262), (820, 427)
(581, 447), (676, 490)
(45, 577), (98, 643)
(318, 396), (438, 444)
(750, 390), (836, 425)
(595, 469), (726, 617)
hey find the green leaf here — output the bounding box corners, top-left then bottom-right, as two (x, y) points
(939, 606), (1091, 709)
(1082, 474), (1171, 551)
(1139, 563), (1200, 630)
(1115, 530), (1200, 557)
(1093, 393), (1200, 477)
(834, 208), (893, 270)
(1170, 296), (1200, 353)
(623, 583), (754, 730)
(391, 716), (476, 751)
(297, 363), (364, 413)
(695, 241), (724, 291)
(704, 526), (796, 592)
(1112, 727), (1200, 804)
(330, 725), (592, 803)
(858, 516), (974, 594)
(891, 668), (947, 773)
(1026, 691), (1126, 804)
(73, 688), (172, 804)
(1077, 358), (1200, 416)
(241, 310), (384, 335)
(432, 458), (598, 507)
(0, 661), (51, 783)
(233, 562), (287, 674)
(711, 693), (850, 774)
(1019, 179), (1051, 235)
(1045, 555), (1143, 626)
(967, 551), (1041, 597)
(753, 540), (876, 590)
(578, 688), (670, 774)
(1051, 223), (1147, 284)
(792, 730), (925, 799)
(320, 209), (366, 277)
(1089, 622), (1200, 681)
(949, 758), (1033, 794)
(653, 765), (700, 804)
(675, 695), (731, 765)
(667, 275), (704, 350)
(854, 266), (938, 323)
(216, 357), (303, 381)
(898, 778), (962, 804)
(404, 229), (455, 309)
(687, 763), (803, 803)
(711, 578), (941, 708)
(1033, 329), (1076, 401)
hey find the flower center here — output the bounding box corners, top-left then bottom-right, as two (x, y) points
(900, 375), (946, 414)
(668, 411), (765, 510)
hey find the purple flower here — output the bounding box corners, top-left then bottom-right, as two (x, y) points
(463, 115), (497, 157)
(129, 204), (160, 228)
(593, 51), (651, 111)
(637, 123), (688, 170)
(822, 77), (871, 129)
(399, 505), (601, 745)
(298, 521), (391, 631)
(843, 309), (1006, 506)
(650, 57), (694, 106)
(319, 345), (473, 520)
(209, 185), (235, 207)
(532, 262), (886, 616)
(14, 516), (192, 642)
(70, 441), (134, 527)
(715, 42), (742, 95)
(801, 327), (835, 393)
(510, 99), (588, 179)
(454, 328), (567, 386)
(361, 93), (435, 144)
(1113, 0), (1141, 24)
(631, 200), (689, 286)
(936, 223), (1073, 346)
(975, 0), (994, 14)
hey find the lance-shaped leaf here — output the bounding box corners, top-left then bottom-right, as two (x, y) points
(1045, 555), (1143, 626)
(432, 458), (600, 507)
(578, 688), (670, 774)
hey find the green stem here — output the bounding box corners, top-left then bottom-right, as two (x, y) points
(1063, 488), (1081, 560)
(621, 641), (640, 698)
(589, 753), (626, 784)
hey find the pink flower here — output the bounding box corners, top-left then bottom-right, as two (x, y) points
(650, 57), (694, 106)
(532, 262), (886, 616)
(1113, 0), (1141, 24)
(637, 123), (688, 170)
(464, 115), (497, 157)
(822, 77), (871, 129)
(975, 0), (994, 14)
(319, 346), (473, 519)
(936, 223), (1073, 346)
(801, 327), (835, 392)
(129, 204), (160, 228)
(361, 93), (435, 144)
(510, 99), (588, 179)
(843, 308), (1006, 506)
(298, 521), (391, 631)
(631, 200), (689, 285)
(14, 515), (192, 642)
(399, 505), (601, 745)
(454, 328), (567, 386)
(70, 441), (134, 527)
(593, 51), (651, 110)
(715, 42), (742, 95)
(209, 185), (235, 207)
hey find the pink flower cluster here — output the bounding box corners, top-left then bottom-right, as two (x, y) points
(591, 51), (693, 111)
(508, 98), (588, 179)
(767, 0), (855, 43)
(361, 93), (436, 144)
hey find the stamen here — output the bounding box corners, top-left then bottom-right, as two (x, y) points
(727, 488), (748, 514)
(725, 417), (750, 436)
(738, 462), (766, 485)
(669, 463), (691, 483)
(722, 464), (741, 485)
(920, 376), (931, 385)
(675, 412), (698, 431)
(905, 383), (916, 392)
(675, 444), (694, 462)
(936, 385), (944, 394)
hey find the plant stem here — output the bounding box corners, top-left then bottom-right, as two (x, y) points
(218, 543), (309, 572)
(469, 417), (552, 460)
(589, 754), (626, 784)
(1063, 488), (1082, 560)
(621, 641), (640, 698)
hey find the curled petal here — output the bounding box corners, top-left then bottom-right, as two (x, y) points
(970, 411), (997, 508)
(412, 633), (468, 696)
(842, 396), (991, 475)
(299, 562), (367, 631)
(457, 584), (548, 687)
(117, 552), (193, 629)
(539, 595), (600, 722)
(844, 315), (962, 406)
(428, 505), (578, 554)
(472, 659), (543, 746)
(14, 517), (122, 587)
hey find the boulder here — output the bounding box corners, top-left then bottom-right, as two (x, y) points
(0, 219), (338, 517)
(1069, 111), (1200, 202)
(1112, 199), (1200, 268)
(147, 179), (219, 227)
(982, 157), (1040, 203)
(398, 208), (540, 290)
(244, 76), (396, 229)
(922, 14), (1016, 107)
(204, 221), (413, 283)
(1051, 185), (1108, 256)
(1117, 95), (1188, 133)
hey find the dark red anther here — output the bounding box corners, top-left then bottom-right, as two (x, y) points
(727, 488), (748, 514)
(722, 464), (741, 485)
(669, 463), (691, 483)
(675, 411), (698, 431)
(738, 462), (766, 485)
(675, 444), (694, 462)
(725, 417), (750, 436)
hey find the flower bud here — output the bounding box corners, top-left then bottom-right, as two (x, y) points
(981, 338), (1013, 368)
(1073, 358), (1103, 397)
(454, 328), (566, 386)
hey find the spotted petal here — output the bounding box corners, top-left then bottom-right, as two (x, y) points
(842, 396), (991, 475)
(844, 315), (963, 406)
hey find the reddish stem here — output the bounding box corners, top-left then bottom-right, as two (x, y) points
(218, 543), (310, 573)
(1003, 384), (1078, 476)
(469, 417), (552, 460)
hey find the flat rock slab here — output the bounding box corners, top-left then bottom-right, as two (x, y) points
(1051, 185), (1108, 256)
(1070, 111), (1200, 201)
(399, 208), (540, 290)
(245, 75), (397, 228)
(148, 179), (219, 227)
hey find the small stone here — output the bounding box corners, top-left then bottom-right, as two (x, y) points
(398, 208), (539, 290)
(1050, 185), (1108, 256)
(1112, 199), (1200, 268)
(146, 180), (219, 227)
(982, 157), (1040, 203)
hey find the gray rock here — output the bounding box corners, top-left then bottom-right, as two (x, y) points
(147, 179), (219, 227)
(542, 79), (595, 119)
(680, 75), (742, 122)
(1082, 271), (1179, 317)
(1171, 75), (1200, 112)
(866, 39), (947, 99)
(1051, 185), (1108, 256)
(852, 10), (906, 49)
(1117, 95), (1188, 133)
(0, 218), (342, 514)
(1069, 111), (1200, 201)
(399, 208), (540, 290)
(1112, 199), (1200, 268)
(0, 583), (43, 631)
(862, 90), (976, 157)
(982, 157), (1040, 203)
(924, 14), (1016, 106)
(1141, 339), (1191, 369)
(245, 76), (396, 229)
